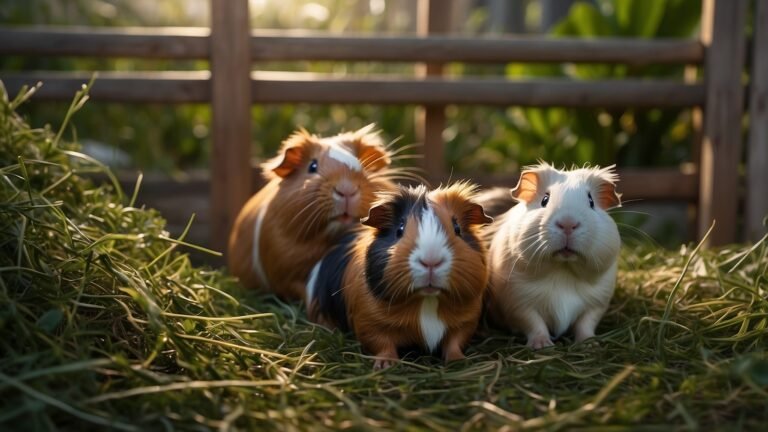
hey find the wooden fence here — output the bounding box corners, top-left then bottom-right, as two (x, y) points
(1, 0), (765, 253)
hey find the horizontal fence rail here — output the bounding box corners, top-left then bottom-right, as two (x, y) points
(251, 33), (705, 64)
(105, 167), (699, 203)
(1, 72), (706, 107)
(250, 74), (705, 107)
(1, 72), (209, 103)
(0, 27), (210, 59)
(0, 27), (705, 65)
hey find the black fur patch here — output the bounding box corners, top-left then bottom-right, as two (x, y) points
(460, 229), (483, 253)
(365, 186), (428, 300)
(311, 232), (357, 332)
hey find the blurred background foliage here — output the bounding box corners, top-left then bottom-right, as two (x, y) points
(1, 0), (705, 246)
(1, 0), (701, 175)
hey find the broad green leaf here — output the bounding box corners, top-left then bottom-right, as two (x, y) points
(568, 3), (615, 37)
(657, 0), (702, 37)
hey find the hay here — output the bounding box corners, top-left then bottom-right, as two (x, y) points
(1, 81), (767, 431)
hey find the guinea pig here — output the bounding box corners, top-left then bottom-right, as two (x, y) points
(227, 125), (397, 300)
(305, 183), (493, 369)
(484, 162), (622, 349)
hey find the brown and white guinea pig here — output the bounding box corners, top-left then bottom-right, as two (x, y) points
(305, 183), (493, 369)
(227, 125), (397, 300)
(484, 162), (622, 349)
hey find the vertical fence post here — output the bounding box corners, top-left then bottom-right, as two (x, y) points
(210, 0), (252, 254)
(416, 0), (452, 184)
(747, 0), (768, 242)
(697, 0), (747, 246)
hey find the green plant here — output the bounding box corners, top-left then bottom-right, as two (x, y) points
(447, 0), (702, 174)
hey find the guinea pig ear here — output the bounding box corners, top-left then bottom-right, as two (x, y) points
(464, 203), (494, 226)
(261, 131), (310, 178)
(348, 125), (391, 172)
(594, 165), (622, 209)
(361, 202), (391, 228)
(265, 146), (304, 178)
(597, 181), (622, 209)
(511, 171), (539, 203)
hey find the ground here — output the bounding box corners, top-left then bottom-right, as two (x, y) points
(2, 84), (767, 431)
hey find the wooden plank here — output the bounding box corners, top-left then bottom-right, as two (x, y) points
(250, 32), (704, 65)
(0, 72), (706, 107)
(210, 0), (252, 255)
(108, 166), (697, 266)
(416, 0), (452, 183)
(0, 26), (209, 59)
(0, 26), (704, 65)
(0, 71), (209, 103)
(697, 0), (748, 246)
(746, 0), (768, 242)
(121, 168), (697, 203)
(251, 74), (705, 107)
(469, 169), (699, 202)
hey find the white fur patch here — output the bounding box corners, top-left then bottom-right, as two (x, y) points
(251, 205), (270, 290)
(420, 296), (445, 352)
(409, 208), (453, 288)
(328, 145), (362, 172)
(305, 259), (323, 302)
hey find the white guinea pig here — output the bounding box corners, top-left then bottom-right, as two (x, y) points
(485, 162), (621, 349)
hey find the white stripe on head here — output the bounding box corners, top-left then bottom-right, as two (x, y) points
(305, 259), (323, 302)
(408, 207), (453, 288)
(327, 143), (362, 172)
(420, 296), (446, 352)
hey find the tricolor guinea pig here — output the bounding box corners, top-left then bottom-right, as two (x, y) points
(306, 183), (493, 369)
(228, 125), (397, 300)
(485, 163), (622, 349)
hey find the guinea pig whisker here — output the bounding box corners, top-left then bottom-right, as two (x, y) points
(372, 175), (428, 186)
(615, 222), (657, 247)
(372, 171), (427, 182)
(360, 152), (391, 170)
(385, 141), (421, 155)
(288, 200), (325, 228)
(296, 204), (333, 238)
(608, 209), (651, 217)
(387, 154), (425, 162)
(509, 240), (539, 279)
(515, 234), (544, 259)
(528, 239), (549, 274)
(370, 168), (427, 182)
(372, 166), (426, 177)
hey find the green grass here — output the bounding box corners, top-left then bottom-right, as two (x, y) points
(1, 82), (767, 431)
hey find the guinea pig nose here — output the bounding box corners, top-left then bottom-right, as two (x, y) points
(419, 258), (445, 269)
(333, 184), (359, 198)
(556, 218), (581, 235)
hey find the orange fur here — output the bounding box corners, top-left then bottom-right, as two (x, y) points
(228, 126), (396, 300)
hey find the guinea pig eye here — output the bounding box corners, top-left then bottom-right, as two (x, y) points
(588, 192), (595, 209)
(541, 192), (550, 208)
(308, 159), (318, 173)
(396, 220), (405, 238)
(452, 217), (461, 236)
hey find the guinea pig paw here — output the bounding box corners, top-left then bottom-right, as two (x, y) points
(373, 358), (396, 370)
(527, 335), (555, 350)
(444, 350), (466, 363)
(576, 337), (600, 349)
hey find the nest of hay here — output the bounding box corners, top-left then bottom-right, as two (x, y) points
(1, 82), (767, 430)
